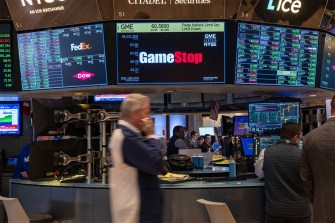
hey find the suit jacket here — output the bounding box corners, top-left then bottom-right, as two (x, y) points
(301, 117), (335, 223)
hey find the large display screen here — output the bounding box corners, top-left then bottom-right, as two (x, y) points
(0, 102), (22, 136)
(0, 23), (14, 91)
(235, 23), (319, 87)
(116, 21), (225, 84)
(18, 24), (108, 91)
(321, 33), (335, 90)
(249, 102), (300, 135)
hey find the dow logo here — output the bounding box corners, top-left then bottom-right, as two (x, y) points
(73, 71), (95, 81)
(267, 0), (301, 13)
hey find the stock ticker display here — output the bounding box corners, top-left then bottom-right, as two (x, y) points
(116, 22), (225, 84)
(0, 23), (13, 91)
(321, 33), (335, 90)
(18, 24), (108, 90)
(235, 23), (319, 87)
(248, 102), (300, 135)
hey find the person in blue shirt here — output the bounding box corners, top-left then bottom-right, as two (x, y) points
(12, 144), (30, 179)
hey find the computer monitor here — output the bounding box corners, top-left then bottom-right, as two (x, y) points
(0, 102), (22, 136)
(94, 94), (128, 103)
(240, 137), (254, 157)
(199, 127), (215, 136)
(249, 101), (300, 135)
(233, 116), (249, 136)
(254, 135), (281, 163)
(29, 139), (91, 180)
(18, 23), (108, 90)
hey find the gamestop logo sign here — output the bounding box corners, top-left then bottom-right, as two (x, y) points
(267, 0), (301, 13)
(73, 71), (95, 80)
(139, 51), (203, 64)
(71, 42), (92, 51)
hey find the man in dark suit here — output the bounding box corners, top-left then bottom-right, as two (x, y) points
(200, 134), (213, 153)
(301, 95), (335, 223)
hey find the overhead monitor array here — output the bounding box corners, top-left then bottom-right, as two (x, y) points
(0, 19), (333, 92)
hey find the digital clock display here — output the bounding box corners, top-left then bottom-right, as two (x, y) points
(116, 21), (226, 84)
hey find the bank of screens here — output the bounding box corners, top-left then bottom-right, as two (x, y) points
(18, 24), (108, 91)
(116, 21), (226, 84)
(0, 102), (22, 136)
(235, 22), (319, 87)
(233, 116), (249, 136)
(199, 127), (215, 136)
(320, 33), (335, 90)
(249, 102), (300, 135)
(0, 23), (14, 91)
(94, 94), (128, 102)
(240, 137), (254, 157)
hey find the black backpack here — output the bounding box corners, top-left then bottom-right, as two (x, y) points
(167, 154), (194, 171)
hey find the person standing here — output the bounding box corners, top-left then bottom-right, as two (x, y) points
(301, 95), (335, 223)
(109, 93), (163, 223)
(255, 122), (311, 223)
(12, 144), (30, 179)
(167, 125), (189, 155)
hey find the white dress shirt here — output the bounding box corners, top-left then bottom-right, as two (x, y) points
(254, 149), (265, 178)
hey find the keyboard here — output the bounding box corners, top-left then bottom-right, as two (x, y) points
(59, 174), (86, 183)
(202, 176), (247, 182)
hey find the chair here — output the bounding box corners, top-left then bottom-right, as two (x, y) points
(0, 196), (53, 223)
(197, 199), (236, 223)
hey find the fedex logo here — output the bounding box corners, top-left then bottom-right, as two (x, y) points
(73, 71), (95, 80)
(21, 0), (65, 7)
(267, 0), (301, 13)
(139, 51), (203, 64)
(71, 42), (92, 51)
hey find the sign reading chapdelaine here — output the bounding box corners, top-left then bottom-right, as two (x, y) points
(6, 0), (102, 31)
(113, 0), (233, 19)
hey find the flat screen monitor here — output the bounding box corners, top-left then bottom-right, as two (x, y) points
(233, 116), (249, 136)
(0, 102), (22, 136)
(199, 127), (215, 136)
(320, 33), (335, 90)
(254, 135), (281, 162)
(235, 22), (319, 87)
(0, 23), (14, 91)
(29, 139), (90, 180)
(240, 137), (254, 157)
(248, 102), (300, 135)
(116, 21), (226, 84)
(94, 94), (128, 102)
(18, 24), (108, 91)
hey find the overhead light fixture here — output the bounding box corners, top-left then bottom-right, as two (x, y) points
(308, 94), (317, 97)
(163, 89), (175, 93)
(179, 89), (196, 92)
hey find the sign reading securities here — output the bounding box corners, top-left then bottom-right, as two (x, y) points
(18, 24), (108, 90)
(113, 0), (240, 20)
(6, 0), (102, 31)
(116, 21), (226, 84)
